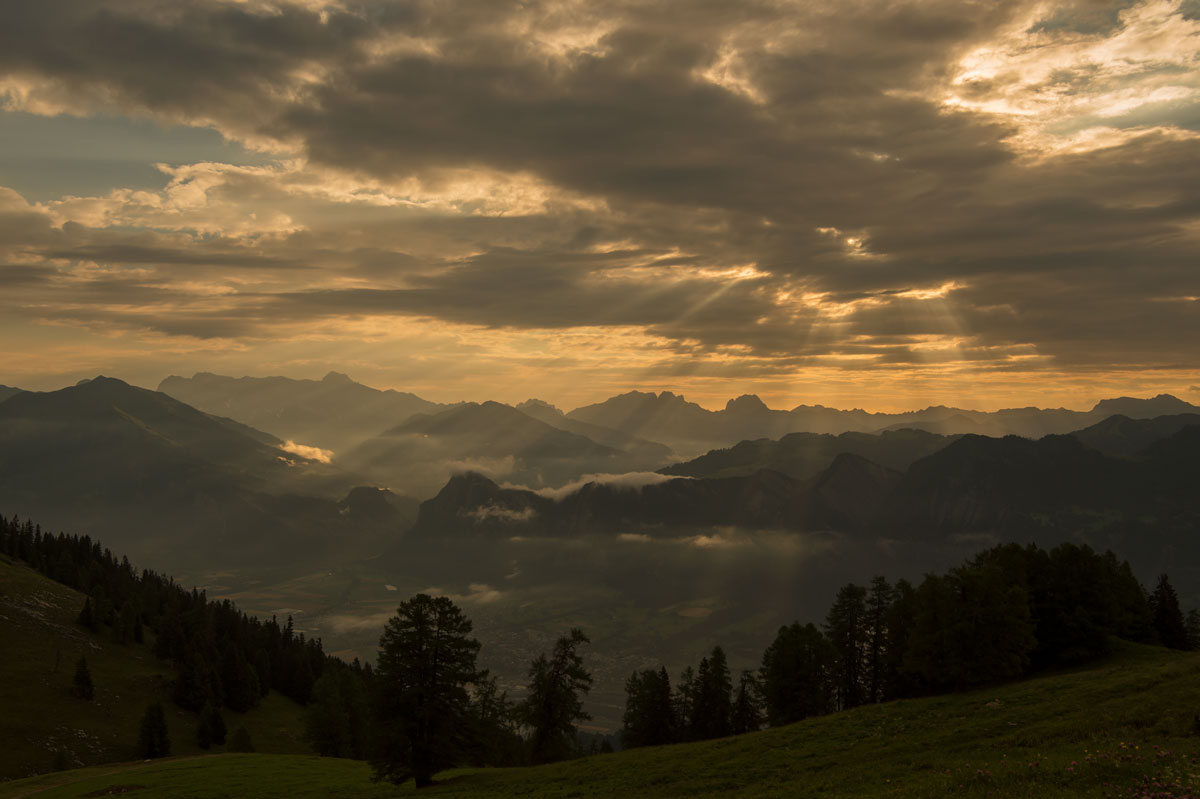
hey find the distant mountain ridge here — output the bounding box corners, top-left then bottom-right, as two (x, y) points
(661, 428), (957, 481)
(567, 390), (1200, 455)
(0, 377), (415, 573)
(406, 452), (901, 540)
(154, 371), (1199, 460)
(158, 371), (445, 453)
(407, 416), (1200, 588)
(342, 400), (672, 498)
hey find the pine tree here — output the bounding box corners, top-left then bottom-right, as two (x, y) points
(464, 671), (523, 767)
(138, 703), (171, 758)
(730, 670), (763, 735)
(690, 646), (733, 740)
(227, 725), (255, 753)
(825, 583), (868, 710)
(517, 628), (593, 764)
(73, 656), (95, 700)
(758, 622), (836, 726)
(1149, 574), (1189, 650)
(865, 576), (893, 703)
(370, 594), (482, 788)
(904, 565), (1035, 689)
(306, 669), (355, 757)
(77, 597), (97, 632)
(197, 701), (226, 749)
(673, 665), (696, 738)
(1186, 609), (1200, 652)
(621, 667), (676, 748)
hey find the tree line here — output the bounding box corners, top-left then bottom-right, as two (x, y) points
(1, 515), (326, 718)
(621, 542), (1199, 749)
(6, 512), (1196, 785)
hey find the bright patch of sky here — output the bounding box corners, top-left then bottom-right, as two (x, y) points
(0, 111), (273, 202)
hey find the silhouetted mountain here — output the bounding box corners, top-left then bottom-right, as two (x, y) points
(0, 377), (413, 572)
(1070, 413), (1200, 456)
(876, 413), (1010, 437)
(0, 385), (23, 404)
(566, 391), (721, 454)
(157, 371), (443, 453)
(406, 453), (899, 541)
(342, 401), (668, 497)
(813, 453), (903, 530)
(566, 390), (1199, 454)
(662, 428), (955, 480)
(516, 399), (673, 461)
(1090, 394), (1199, 419)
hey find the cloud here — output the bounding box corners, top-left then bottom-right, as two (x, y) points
(464, 503), (538, 523)
(528, 471), (686, 500)
(418, 583), (506, 604)
(1, 0), (1199, 406)
(279, 439), (333, 463)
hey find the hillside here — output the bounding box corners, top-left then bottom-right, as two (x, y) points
(0, 555), (309, 780)
(4, 643), (1197, 798)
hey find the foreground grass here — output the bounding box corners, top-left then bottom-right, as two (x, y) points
(5, 641), (1198, 798)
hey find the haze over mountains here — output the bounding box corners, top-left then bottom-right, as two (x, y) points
(4, 370), (1199, 727)
(0, 377), (415, 573)
(157, 371), (445, 453)
(566, 389), (1200, 455)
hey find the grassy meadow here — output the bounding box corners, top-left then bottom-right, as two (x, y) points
(3, 640), (1197, 798)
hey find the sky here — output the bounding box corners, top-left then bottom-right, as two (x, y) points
(1, 0), (1198, 412)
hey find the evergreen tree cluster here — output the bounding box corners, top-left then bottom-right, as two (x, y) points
(622, 646), (763, 749)
(623, 542), (1193, 748)
(1, 515), (326, 715)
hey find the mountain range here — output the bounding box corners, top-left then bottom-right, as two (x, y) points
(5, 371), (1199, 591)
(0, 377), (415, 574)
(341, 400), (673, 497)
(567, 390), (1200, 455)
(157, 371), (445, 454)
(405, 418), (1200, 588)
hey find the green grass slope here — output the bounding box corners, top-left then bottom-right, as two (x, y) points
(5, 642), (1198, 798)
(0, 556), (310, 780)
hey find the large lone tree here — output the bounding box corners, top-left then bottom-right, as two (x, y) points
(370, 594), (482, 788)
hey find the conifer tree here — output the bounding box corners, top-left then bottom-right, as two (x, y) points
(673, 665), (696, 738)
(73, 656), (95, 700)
(621, 667), (675, 748)
(77, 597), (97, 632)
(758, 622), (836, 726)
(865, 576), (893, 703)
(825, 583), (868, 710)
(370, 594), (482, 788)
(690, 646), (733, 740)
(730, 670), (763, 735)
(517, 628), (593, 764)
(227, 725), (254, 753)
(1186, 609), (1200, 652)
(138, 703), (171, 758)
(197, 701), (226, 749)
(1149, 574), (1189, 650)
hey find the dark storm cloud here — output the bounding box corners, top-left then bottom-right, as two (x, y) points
(1, 0), (1198, 374)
